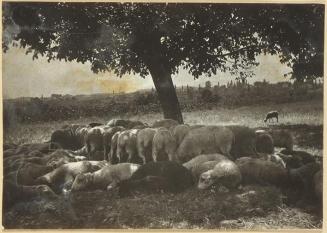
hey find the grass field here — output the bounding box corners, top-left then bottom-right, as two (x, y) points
(4, 99), (323, 145)
(3, 99), (323, 229)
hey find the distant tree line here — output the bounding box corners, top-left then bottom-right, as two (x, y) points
(3, 79), (323, 128)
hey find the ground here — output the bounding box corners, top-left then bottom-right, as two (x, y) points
(2, 99), (323, 229)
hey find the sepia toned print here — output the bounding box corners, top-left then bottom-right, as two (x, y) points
(2, 2), (323, 229)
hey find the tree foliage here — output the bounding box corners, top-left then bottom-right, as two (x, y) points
(3, 3), (324, 79)
(3, 3), (324, 122)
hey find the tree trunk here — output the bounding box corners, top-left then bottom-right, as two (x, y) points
(147, 64), (184, 124)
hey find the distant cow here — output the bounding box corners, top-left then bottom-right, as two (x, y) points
(264, 111), (278, 123)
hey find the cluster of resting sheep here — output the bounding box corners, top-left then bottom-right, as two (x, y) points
(3, 118), (323, 212)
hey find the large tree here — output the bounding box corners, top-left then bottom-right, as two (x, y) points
(3, 3), (324, 123)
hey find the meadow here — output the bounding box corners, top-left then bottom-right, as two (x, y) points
(3, 98), (323, 229)
(4, 99), (323, 145)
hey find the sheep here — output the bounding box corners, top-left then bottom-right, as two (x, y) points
(118, 161), (194, 197)
(269, 129), (294, 151)
(255, 131), (274, 154)
(35, 161), (107, 194)
(226, 125), (259, 159)
(3, 181), (57, 211)
(103, 126), (125, 161)
(71, 163), (140, 192)
(183, 153), (228, 170)
(279, 149), (316, 164)
(198, 159), (242, 190)
(177, 126), (234, 163)
(171, 124), (191, 146)
(152, 128), (178, 162)
(136, 128), (158, 164)
(288, 162), (321, 197)
(235, 157), (289, 187)
(5, 162), (53, 186)
(107, 119), (146, 129)
(151, 119), (179, 129)
(116, 129), (141, 164)
(264, 111), (278, 123)
(50, 124), (90, 150)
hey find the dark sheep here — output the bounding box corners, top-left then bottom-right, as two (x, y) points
(5, 162), (53, 185)
(277, 153), (303, 169)
(151, 119), (179, 129)
(269, 129), (293, 151)
(280, 149), (316, 164)
(235, 157), (289, 187)
(89, 122), (104, 128)
(50, 124), (89, 150)
(227, 125), (259, 159)
(107, 119), (145, 129)
(118, 161), (194, 197)
(13, 142), (59, 155)
(255, 132), (274, 154)
(3, 181), (57, 211)
(288, 162), (321, 198)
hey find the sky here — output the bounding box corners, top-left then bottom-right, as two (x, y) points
(2, 46), (292, 99)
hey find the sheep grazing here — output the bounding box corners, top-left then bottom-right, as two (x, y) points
(227, 125), (259, 159)
(107, 119), (145, 129)
(264, 111), (278, 123)
(255, 131), (274, 154)
(136, 128), (158, 164)
(116, 129), (141, 164)
(177, 126), (234, 163)
(152, 128), (178, 162)
(151, 119), (179, 129)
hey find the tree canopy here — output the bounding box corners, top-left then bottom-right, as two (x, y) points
(3, 3), (324, 122)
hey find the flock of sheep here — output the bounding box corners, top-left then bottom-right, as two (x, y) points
(3, 118), (323, 213)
